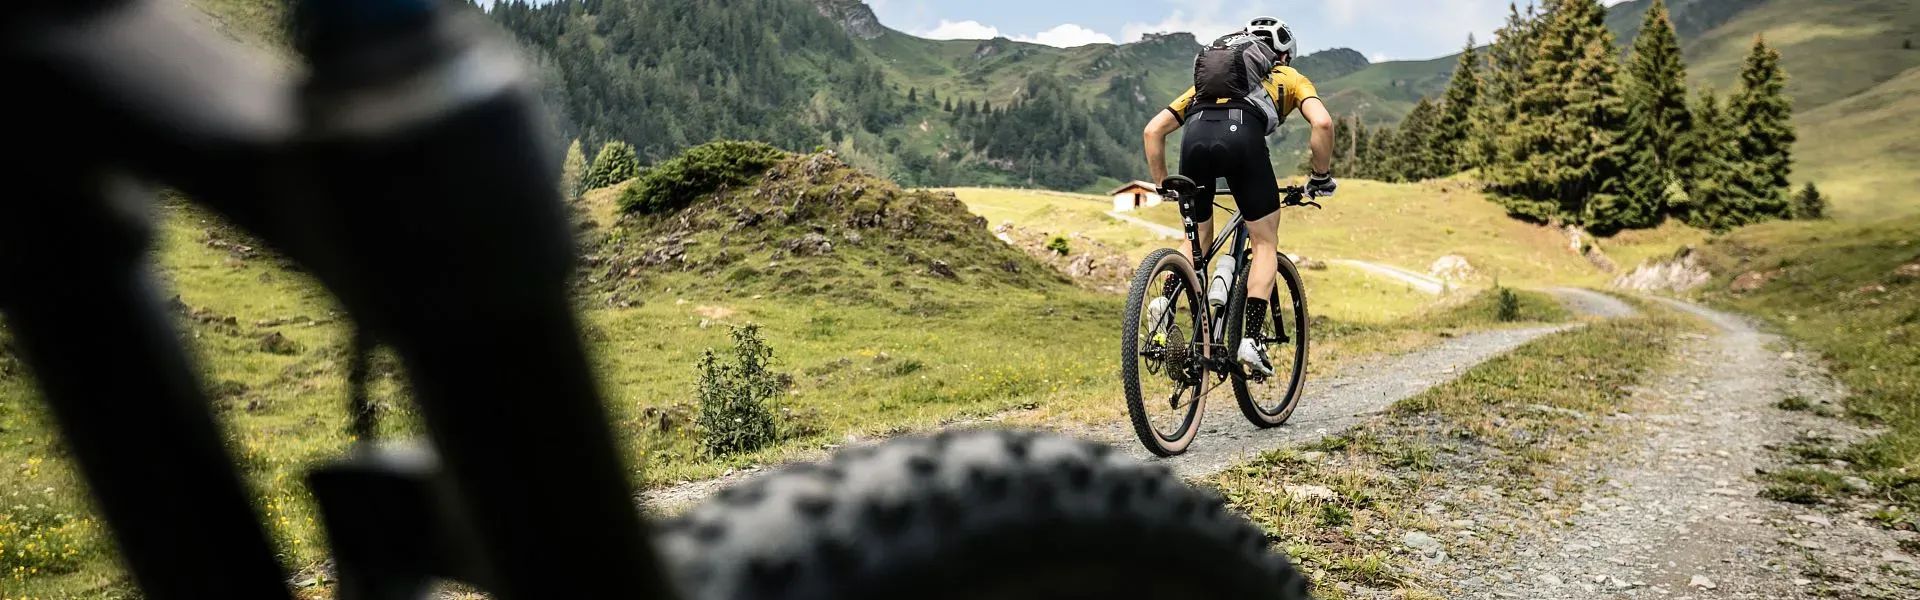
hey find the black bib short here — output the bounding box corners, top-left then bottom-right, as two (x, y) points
(1178, 107), (1280, 223)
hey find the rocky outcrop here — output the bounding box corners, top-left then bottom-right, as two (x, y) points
(1613, 246), (1712, 293)
(993, 222), (1131, 293)
(809, 0), (885, 40)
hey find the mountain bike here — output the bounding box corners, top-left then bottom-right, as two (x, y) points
(0, 2), (1309, 599)
(1121, 176), (1317, 457)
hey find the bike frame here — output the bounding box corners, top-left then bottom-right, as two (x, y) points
(1161, 180), (1311, 378)
(1174, 193), (1251, 358)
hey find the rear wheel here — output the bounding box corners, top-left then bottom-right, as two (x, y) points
(654, 430), (1312, 600)
(1121, 248), (1206, 457)
(1226, 252), (1309, 427)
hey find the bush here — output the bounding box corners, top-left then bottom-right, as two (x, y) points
(695, 324), (781, 457)
(1791, 182), (1828, 220)
(584, 141), (642, 191)
(620, 141), (785, 215)
(1496, 287), (1522, 322)
(1046, 236), (1071, 256)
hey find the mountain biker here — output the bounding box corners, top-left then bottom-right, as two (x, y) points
(1142, 16), (1336, 377)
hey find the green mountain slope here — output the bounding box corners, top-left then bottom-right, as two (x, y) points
(1682, 0), (1920, 110)
(1792, 65), (1920, 218)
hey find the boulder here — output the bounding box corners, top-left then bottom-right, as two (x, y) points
(1430, 255), (1476, 281)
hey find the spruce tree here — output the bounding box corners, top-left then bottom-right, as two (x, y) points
(1728, 36), (1795, 222)
(1488, 0), (1629, 228)
(908, 87), (918, 102)
(560, 138), (588, 199)
(1434, 36), (1481, 175)
(1678, 88), (1747, 230)
(1792, 182), (1828, 220)
(584, 140), (642, 190)
(1473, 3), (1541, 172)
(1618, 0), (1693, 229)
(1395, 97), (1444, 181)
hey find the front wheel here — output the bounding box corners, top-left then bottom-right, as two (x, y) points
(654, 430), (1312, 600)
(1121, 248), (1206, 457)
(1226, 252), (1309, 428)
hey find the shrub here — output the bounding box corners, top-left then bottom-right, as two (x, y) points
(620, 141), (785, 215)
(1046, 236), (1071, 256)
(695, 324), (780, 457)
(1496, 287), (1522, 322)
(584, 141), (641, 191)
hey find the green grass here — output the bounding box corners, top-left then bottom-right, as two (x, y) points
(1207, 179), (1599, 286)
(954, 180), (1610, 288)
(1690, 214), (1920, 512)
(1213, 309), (1691, 597)
(945, 187), (1170, 261)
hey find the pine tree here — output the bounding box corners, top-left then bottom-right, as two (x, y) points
(1395, 97), (1445, 181)
(1487, 0), (1629, 229)
(584, 140), (642, 190)
(944, 98), (954, 112)
(560, 138), (588, 199)
(908, 87), (918, 102)
(1473, 3), (1541, 172)
(1434, 36), (1481, 174)
(1728, 36), (1796, 222)
(1618, 0), (1693, 229)
(929, 88), (939, 102)
(1677, 88), (1747, 230)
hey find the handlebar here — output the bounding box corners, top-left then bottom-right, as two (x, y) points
(1159, 180), (1324, 211)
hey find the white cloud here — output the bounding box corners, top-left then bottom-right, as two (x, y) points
(1022, 24), (1116, 47)
(920, 19), (1003, 40)
(919, 20), (1116, 48)
(1370, 52), (1390, 62)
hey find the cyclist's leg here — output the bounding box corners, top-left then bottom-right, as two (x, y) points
(1223, 127), (1282, 306)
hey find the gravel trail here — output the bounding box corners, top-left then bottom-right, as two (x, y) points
(1445, 296), (1919, 599)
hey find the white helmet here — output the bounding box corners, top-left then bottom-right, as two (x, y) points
(1246, 16), (1295, 58)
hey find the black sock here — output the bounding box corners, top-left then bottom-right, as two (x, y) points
(1245, 297), (1269, 341)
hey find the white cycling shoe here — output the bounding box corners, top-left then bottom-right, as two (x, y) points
(1238, 338), (1274, 377)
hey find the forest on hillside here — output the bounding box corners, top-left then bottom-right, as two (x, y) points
(485, 0), (1167, 190)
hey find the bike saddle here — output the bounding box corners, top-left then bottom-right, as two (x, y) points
(1159, 175), (1200, 197)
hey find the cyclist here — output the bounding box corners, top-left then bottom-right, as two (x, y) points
(1143, 16), (1336, 377)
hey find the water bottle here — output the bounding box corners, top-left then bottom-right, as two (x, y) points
(1208, 254), (1237, 307)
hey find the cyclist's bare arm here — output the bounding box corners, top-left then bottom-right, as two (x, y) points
(1302, 97), (1334, 174)
(1144, 108), (1183, 183)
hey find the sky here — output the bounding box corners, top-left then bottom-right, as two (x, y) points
(869, 0), (1633, 62)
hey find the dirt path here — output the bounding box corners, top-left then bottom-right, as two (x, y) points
(1440, 297), (1919, 599)
(643, 288), (1634, 509)
(1328, 259), (1450, 295)
(1094, 288), (1632, 478)
(1105, 210), (1183, 239)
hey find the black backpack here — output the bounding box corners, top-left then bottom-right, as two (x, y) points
(1191, 32), (1279, 130)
